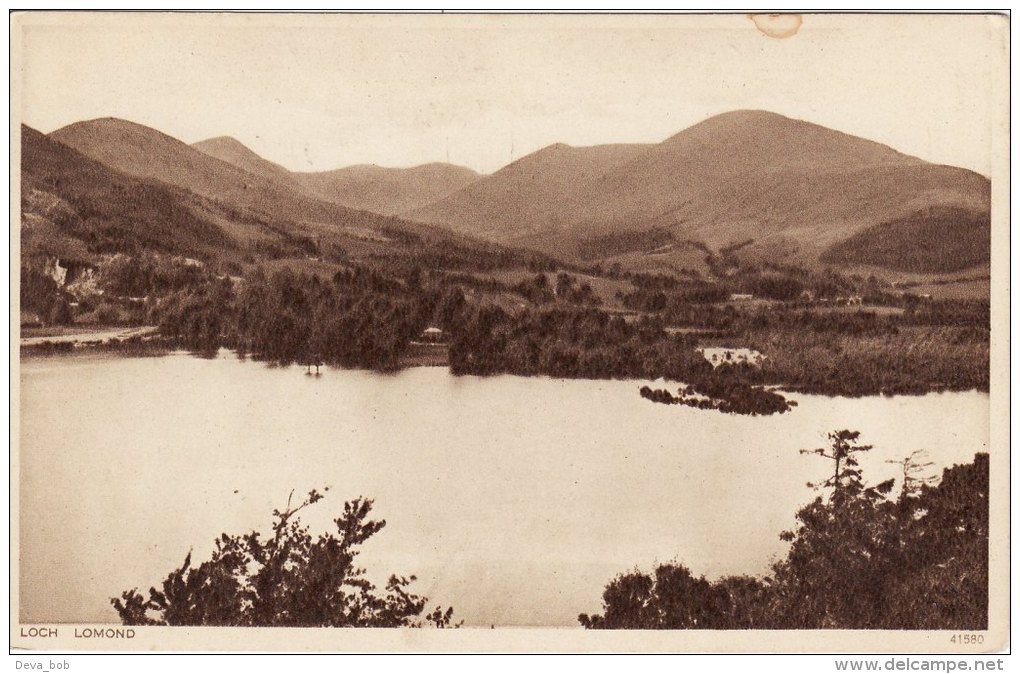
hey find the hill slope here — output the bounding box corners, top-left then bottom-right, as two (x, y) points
(21, 124), (235, 261)
(408, 142), (651, 240)
(51, 118), (363, 230)
(819, 206), (990, 274)
(578, 109), (923, 229)
(410, 110), (990, 274)
(295, 163), (481, 216)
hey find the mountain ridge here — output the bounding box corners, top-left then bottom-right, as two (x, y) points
(44, 111), (991, 277)
(187, 132), (482, 216)
(27, 122), (560, 278)
(408, 109), (990, 274)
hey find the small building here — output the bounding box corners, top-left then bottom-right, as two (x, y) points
(729, 293), (754, 302)
(697, 346), (765, 368)
(419, 326), (446, 344)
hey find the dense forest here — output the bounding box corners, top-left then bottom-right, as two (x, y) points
(23, 247), (990, 410)
(155, 266), (441, 370)
(450, 306), (706, 379)
(447, 300), (988, 400)
(580, 432), (989, 630)
(820, 206), (991, 274)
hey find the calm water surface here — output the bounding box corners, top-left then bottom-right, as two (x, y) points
(19, 351), (989, 626)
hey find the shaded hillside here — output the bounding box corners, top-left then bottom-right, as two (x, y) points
(48, 118), (558, 273)
(297, 163), (481, 215)
(820, 206), (991, 273)
(411, 110), (990, 274)
(623, 158), (992, 265)
(51, 118), (365, 230)
(409, 142), (650, 240)
(21, 125), (234, 260)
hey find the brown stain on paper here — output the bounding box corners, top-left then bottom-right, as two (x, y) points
(749, 14), (803, 39)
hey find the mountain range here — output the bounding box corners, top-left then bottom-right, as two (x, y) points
(23, 110), (991, 280)
(24, 119), (550, 275)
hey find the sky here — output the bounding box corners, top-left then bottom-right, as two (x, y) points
(15, 12), (1007, 175)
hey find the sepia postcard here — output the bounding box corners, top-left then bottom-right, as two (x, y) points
(9, 11), (1010, 654)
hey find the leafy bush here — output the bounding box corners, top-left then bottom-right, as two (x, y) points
(112, 489), (457, 628)
(580, 432), (988, 629)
